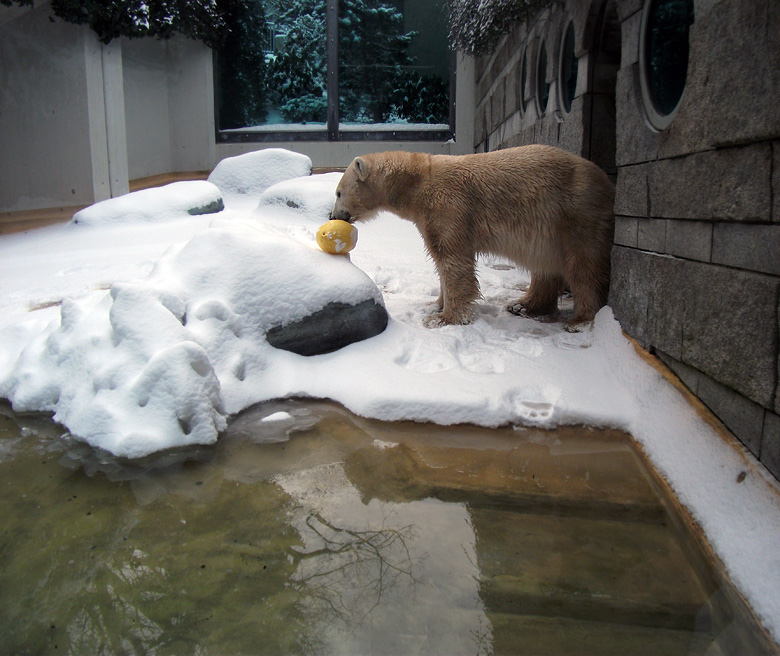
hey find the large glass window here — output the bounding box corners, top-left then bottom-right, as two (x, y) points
(216, 0), (452, 141)
(639, 0), (694, 130)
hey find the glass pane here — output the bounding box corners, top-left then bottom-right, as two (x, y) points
(216, 1), (273, 130)
(520, 50), (528, 113)
(537, 41), (549, 115)
(560, 22), (578, 113)
(338, 0), (450, 128)
(645, 0), (694, 116)
(217, 0), (328, 131)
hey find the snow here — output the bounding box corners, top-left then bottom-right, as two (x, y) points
(207, 148), (312, 195)
(71, 181), (223, 226)
(1, 148), (779, 643)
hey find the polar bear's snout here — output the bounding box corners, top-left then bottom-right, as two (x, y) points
(329, 206), (353, 223)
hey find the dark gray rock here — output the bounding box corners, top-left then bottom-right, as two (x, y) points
(266, 298), (388, 357)
(188, 197), (224, 215)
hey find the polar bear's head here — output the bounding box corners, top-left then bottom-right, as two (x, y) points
(330, 156), (382, 223)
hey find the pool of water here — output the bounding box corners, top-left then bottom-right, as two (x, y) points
(0, 399), (773, 655)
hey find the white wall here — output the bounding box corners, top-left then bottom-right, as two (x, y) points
(0, 4), (96, 211)
(122, 36), (216, 180)
(0, 4), (476, 213)
(123, 38), (174, 179)
(166, 38), (217, 174)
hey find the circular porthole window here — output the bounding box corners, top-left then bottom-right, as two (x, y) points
(639, 0), (694, 130)
(559, 21), (578, 113)
(520, 49), (528, 113)
(537, 40), (550, 116)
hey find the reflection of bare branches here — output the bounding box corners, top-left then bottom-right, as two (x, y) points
(289, 510), (420, 630)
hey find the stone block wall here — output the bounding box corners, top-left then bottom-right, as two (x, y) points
(473, 0), (780, 479)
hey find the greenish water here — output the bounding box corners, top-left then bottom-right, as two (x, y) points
(0, 400), (773, 655)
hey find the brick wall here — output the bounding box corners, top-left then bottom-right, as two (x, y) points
(472, 0), (780, 478)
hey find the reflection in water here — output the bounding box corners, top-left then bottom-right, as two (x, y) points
(292, 510), (420, 626)
(0, 400), (773, 655)
(277, 462), (489, 654)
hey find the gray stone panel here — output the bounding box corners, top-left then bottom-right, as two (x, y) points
(616, 0), (643, 22)
(660, 0), (780, 157)
(609, 247), (685, 358)
(712, 223), (780, 276)
(609, 245), (650, 342)
(773, 141), (780, 222)
(615, 164), (649, 217)
(697, 374), (765, 458)
(612, 250), (779, 407)
(558, 96), (587, 156)
(763, 412), (780, 481)
(666, 220), (712, 263)
(615, 65), (659, 167)
(656, 350), (700, 397)
(644, 253), (686, 360)
(620, 10), (641, 67)
(636, 217), (665, 253)
(475, 103), (488, 150)
(613, 216), (638, 248)
(681, 263), (779, 409)
(649, 145), (772, 221)
(490, 78), (506, 134)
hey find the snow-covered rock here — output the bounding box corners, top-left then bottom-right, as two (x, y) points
(71, 181), (224, 226)
(257, 171), (343, 222)
(208, 148), (313, 195)
(0, 219), (385, 458)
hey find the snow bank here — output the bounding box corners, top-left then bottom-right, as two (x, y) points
(257, 172), (343, 222)
(207, 148), (313, 195)
(0, 220), (381, 458)
(71, 181), (223, 226)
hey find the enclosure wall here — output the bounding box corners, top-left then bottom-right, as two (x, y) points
(474, 0), (780, 478)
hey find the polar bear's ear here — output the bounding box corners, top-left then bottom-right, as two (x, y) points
(353, 157), (370, 182)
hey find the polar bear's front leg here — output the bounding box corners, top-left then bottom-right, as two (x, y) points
(423, 248), (479, 327)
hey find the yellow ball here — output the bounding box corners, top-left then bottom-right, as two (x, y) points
(316, 219), (358, 254)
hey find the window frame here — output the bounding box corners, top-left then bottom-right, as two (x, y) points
(557, 20), (578, 115)
(535, 38), (550, 117)
(519, 47), (528, 115)
(214, 0), (456, 144)
(638, 0), (693, 131)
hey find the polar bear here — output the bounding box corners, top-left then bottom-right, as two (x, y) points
(330, 145), (615, 331)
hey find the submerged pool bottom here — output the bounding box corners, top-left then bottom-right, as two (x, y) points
(0, 400), (773, 655)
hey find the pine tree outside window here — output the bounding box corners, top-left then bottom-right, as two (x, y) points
(215, 0), (454, 142)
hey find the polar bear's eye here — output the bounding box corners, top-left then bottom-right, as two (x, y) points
(336, 191), (342, 198)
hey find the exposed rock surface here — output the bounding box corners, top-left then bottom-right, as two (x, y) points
(266, 298), (388, 356)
